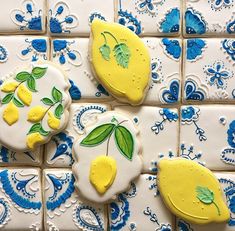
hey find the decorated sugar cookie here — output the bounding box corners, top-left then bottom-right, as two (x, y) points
(73, 111), (142, 203)
(157, 159), (230, 225)
(90, 19), (151, 105)
(0, 62), (71, 151)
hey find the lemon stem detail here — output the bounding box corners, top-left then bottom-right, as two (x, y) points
(102, 31), (119, 44)
(212, 201), (221, 216)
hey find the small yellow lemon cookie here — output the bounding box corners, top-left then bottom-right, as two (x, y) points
(157, 159), (230, 225)
(90, 19), (151, 105)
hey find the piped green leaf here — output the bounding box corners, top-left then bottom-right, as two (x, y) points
(114, 125), (134, 160)
(81, 123), (116, 146)
(114, 43), (131, 68)
(41, 97), (54, 106)
(28, 123), (41, 134)
(39, 126), (50, 136)
(99, 44), (111, 61)
(1, 93), (14, 104)
(32, 67), (47, 79)
(27, 76), (37, 92)
(52, 87), (62, 102)
(54, 103), (64, 119)
(196, 186), (214, 204)
(15, 71), (31, 82)
(13, 97), (24, 107)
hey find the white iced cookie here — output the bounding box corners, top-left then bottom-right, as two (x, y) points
(73, 111), (142, 203)
(0, 62), (71, 151)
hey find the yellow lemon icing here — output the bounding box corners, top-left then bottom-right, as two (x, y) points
(47, 111), (60, 130)
(157, 159), (230, 225)
(90, 19), (151, 105)
(27, 106), (47, 122)
(17, 84), (32, 106)
(3, 102), (19, 126)
(1, 81), (19, 92)
(26, 132), (44, 150)
(89, 155), (117, 194)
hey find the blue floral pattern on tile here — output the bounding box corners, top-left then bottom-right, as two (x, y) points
(161, 38), (181, 60)
(181, 106), (207, 141)
(185, 8), (206, 35)
(0, 170), (42, 211)
(0, 45), (8, 63)
(0, 198), (10, 228)
(157, 224), (172, 231)
(209, 0), (234, 10)
(184, 79), (206, 101)
(136, 0), (165, 15)
(186, 39), (206, 61)
(89, 12), (106, 24)
(49, 132), (74, 166)
(204, 61), (233, 89)
(222, 39), (235, 61)
(146, 175), (158, 197)
(69, 79), (81, 100)
(161, 79), (180, 104)
(20, 38), (47, 62)
(151, 108), (178, 135)
(177, 219), (193, 231)
(151, 59), (162, 83)
(227, 18), (235, 34)
(49, 2), (78, 34)
(73, 204), (104, 231)
(11, 0), (42, 31)
(219, 178), (235, 226)
(160, 8), (180, 34)
(46, 173), (75, 211)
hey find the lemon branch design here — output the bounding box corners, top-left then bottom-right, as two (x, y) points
(27, 87), (64, 137)
(99, 31), (131, 69)
(81, 117), (134, 161)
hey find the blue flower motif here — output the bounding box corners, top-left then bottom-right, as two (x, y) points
(161, 79), (180, 104)
(89, 12), (106, 24)
(185, 8), (206, 35)
(129, 222), (137, 231)
(11, 0), (42, 31)
(160, 8), (180, 34)
(157, 224), (172, 231)
(0, 198), (10, 228)
(69, 79), (81, 100)
(177, 219), (193, 231)
(205, 61), (233, 89)
(227, 120), (235, 148)
(227, 19), (235, 34)
(186, 39), (206, 61)
(137, 0), (160, 15)
(110, 194), (130, 230)
(184, 79), (206, 101)
(161, 38), (181, 60)
(53, 40), (82, 66)
(151, 59), (162, 83)
(222, 39), (235, 62)
(180, 144), (204, 165)
(209, 0), (234, 10)
(20, 38), (47, 62)
(0, 45), (8, 63)
(49, 2), (78, 34)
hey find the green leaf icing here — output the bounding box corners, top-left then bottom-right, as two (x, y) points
(15, 72), (31, 82)
(1, 93), (14, 104)
(99, 44), (111, 61)
(54, 103), (64, 119)
(13, 97), (24, 107)
(28, 123), (41, 134)
(41, 97), (54, 106)
(32, 67), (47, 79)
(27, 76), (37, 92)
(114, 43), (131, 69)
(52, 87), (62, 102)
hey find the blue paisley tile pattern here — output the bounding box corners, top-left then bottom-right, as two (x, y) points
(222, 39), (235, 61)
(227, 19), (235, 34)
(160, 8), (180, 34)
(46, 173), (75, 211)
(0, 198), (10, 228)
(161, 79), (180, 104)
(69, 79), (81, 101)
(0, 170), (42, 210)
(185, 8), (206, 35)
(209, 0), (234, 10)
(186, 39), (206, 61)
(0, 45), (8, 63)
(184, 79), (206, 101)
(161, 38), (181, 60)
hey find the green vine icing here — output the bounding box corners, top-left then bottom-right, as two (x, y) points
(99, 31), (131, 69)
(80, 117), (134, 161)
(28, 87), (64, 137)
(196, 186), (221, 216)
(1, 67), (47, 108)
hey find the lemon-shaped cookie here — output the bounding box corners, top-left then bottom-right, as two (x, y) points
(158, 159), (230, 225)
(90, 19), (151, 105)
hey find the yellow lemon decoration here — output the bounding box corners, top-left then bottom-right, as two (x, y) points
(3, 102), (19, 126)
(157, 159), (230, 225)
(1, 81), (19, 93)
(27, 106), (47, 122)
(91, 19), (151, 105)
(89, 155), (117, 195)
(26, 132), (44, 150)
(47, 111), (60, 130)
(17, 84), (32, 106)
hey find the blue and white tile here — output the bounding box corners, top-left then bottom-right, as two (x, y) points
(45, 103), (111, 167)
(184, 0), (235, 36)
(0, 0), (45, 34)
(177, 172), (235, 231)
(44, 169), (107, 231)
(143, 38), (182, 105)
(109, 174), (173, 231)
(183, 38), (235, 102)
(114, 105), (179, 173)
(180, 105), (235, 170)
(0, 168), (43, 230)
(48, 0), (114, 36)
(116, 0), (181, 36)
(51, 38), (112, 101)
(0, 36), (49, 78)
